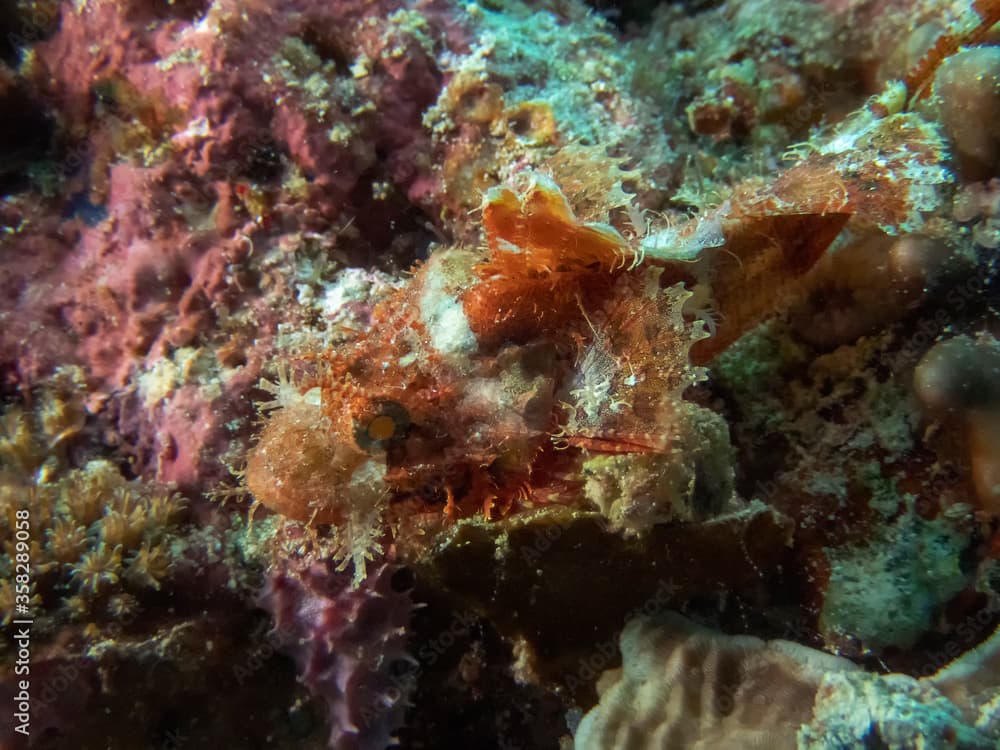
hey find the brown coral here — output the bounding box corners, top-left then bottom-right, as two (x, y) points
(915, 334), (1000, 515)
(574, 613), (857, 749)
(931, 46), (1000, 180)
(124, 539), (173, 590)
(70, 543), (123, 595)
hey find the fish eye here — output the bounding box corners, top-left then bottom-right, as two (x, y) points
(366, 414), (398, 441)
(353, 399), (411, 452)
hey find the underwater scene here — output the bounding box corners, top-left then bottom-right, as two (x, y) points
(2, 0), (1000, 747)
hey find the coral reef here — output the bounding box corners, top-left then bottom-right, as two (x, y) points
(575, 613), (1000, 749)
(1, 0), (1000, 747)
(0, 370), (189, 627)
(0, 366), (329, 748)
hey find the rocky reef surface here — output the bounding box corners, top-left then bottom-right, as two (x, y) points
(1, 0), (1000, 748)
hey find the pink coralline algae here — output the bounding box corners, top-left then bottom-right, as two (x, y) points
(0, 0), (466, 488)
